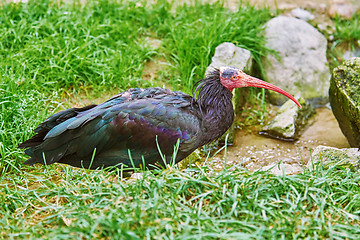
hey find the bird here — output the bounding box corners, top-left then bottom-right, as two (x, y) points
(19, 66), (301, 171)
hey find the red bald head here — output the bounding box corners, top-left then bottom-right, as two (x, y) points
(219, 66), (301, 108)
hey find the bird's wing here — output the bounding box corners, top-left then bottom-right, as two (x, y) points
(18, 104), (97, 148)
(19, 88), (164, 149)
(22, 88), (201, 169)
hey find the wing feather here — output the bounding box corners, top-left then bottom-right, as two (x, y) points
(21, 87), (202, 169)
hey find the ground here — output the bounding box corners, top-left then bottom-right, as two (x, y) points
(212, 108), (349, 175)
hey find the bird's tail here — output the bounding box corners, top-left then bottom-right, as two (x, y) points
(22, 148), (44, 165)
(18, 133), (47, 149)
(23, 157), (39, 165)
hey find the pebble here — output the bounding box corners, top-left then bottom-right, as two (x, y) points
(328, 0), (354, 19)
(291, 8), (315, 21)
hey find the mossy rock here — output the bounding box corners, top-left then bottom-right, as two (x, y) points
(329, 57), (360, 147)
(308, 146), (360, 171)
(259, 97), (315, 141)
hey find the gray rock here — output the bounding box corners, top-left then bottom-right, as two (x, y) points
(262, 16), (331, 106)
(329, 57), (360, 147)
(262, 163), (303, 175)
(328, 0), (354, 19)
(259, 97), (315, 141)
(206, 42), (253, 146)
(343, 47), (360, 61)
(291, 8), (315, 21)
(307, 146), (360, 171)
(206, 42), (252, 75)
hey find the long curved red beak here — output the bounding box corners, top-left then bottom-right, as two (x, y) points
(236, 71), (302, 108)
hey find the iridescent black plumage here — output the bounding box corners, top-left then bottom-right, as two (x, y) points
(19, 69), (235, 170)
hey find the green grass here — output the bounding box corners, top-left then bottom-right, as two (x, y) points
(156, 1), (272, 90)
(2, 163), (360, 239)
(1, 0), (360, 239)
(328, 13), (360, 67)
(332, 13), (360, 47)
(0, 0), (155, 93)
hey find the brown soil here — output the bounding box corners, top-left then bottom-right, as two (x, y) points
(209, 108), (349, 175)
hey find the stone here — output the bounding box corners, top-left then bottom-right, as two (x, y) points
(291, 8), (314, 21)
(343, 46), (360, 61)
(307, 146), (360, 171)
(206, 42), (252, 75)
(328, 0), (354, 19)
(329, 57), (360, 147)
(259, 97), (315, 141)
(206, 42), (253, 146)
(262, 16), (331, 106)
(262, 163), (303, 175)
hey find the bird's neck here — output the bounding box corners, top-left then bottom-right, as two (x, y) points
(195, 75), (235, 144)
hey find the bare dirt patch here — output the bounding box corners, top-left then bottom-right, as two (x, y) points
(210, 107), (349, 175)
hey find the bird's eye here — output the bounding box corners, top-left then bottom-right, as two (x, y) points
(231, 76), (236, 80)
